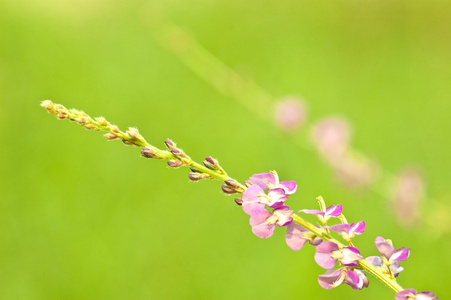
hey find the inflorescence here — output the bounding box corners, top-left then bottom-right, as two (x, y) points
(41, 100), (438, 300)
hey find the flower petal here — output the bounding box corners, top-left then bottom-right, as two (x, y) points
(249, 208), (271, 226)
(390, 247), (410, 262)
(285, 222), (308, 251)
(242, 184), (264, 201)
(249, 173), (276, 190)
(279, 181), (297, 195)
(252, 222), (275, 238)
(318, 269), (343, 290)
(315, 241), (339, 269)
(242, 200), (266, 215)
(375, 236), (395, 259)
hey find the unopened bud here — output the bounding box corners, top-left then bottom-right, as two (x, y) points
(95, 117), (108, 126)
(40, 100), (54, 110)
(110, 125), (120, 134)
(126, 127), (141, 140)
(203, 156), (219, 170)
(104, 133), (118, 140)
(221, 185), (237, 194)
(190, 167), (201, 173)
(167, 159), (183, 168)
(188, 173), (210, 181)
(234, 198), (243, 206)
(123, 140), (134, 146)
(244, 180), (253, 188)
(141, 147), (157, 158)
(76, 117), (89, 124)
(83, 124), (99, 130)
(164, 140), (176, 150)
(171, 148), (187, 158)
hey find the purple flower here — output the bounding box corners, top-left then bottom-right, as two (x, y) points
(375, 236), (411, 264)
(250, 206), (294, 238)
(299, 204), (342, 223)
(249, 172), (297, 195)
(241, 184), (287, 215)
(327, 221), (365, 241)
(314, 241), (363, 269)
(366, 256), (404, 277)
(395, 289), (438, 300)
(318, 268), (369, 290)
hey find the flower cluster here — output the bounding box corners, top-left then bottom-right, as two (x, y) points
(238, 172), (438, 298)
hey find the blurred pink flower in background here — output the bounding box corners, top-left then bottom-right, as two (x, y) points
(311, 117), (351, 161)
(273, 97), (308, 132)
(390, 168), (424, 228)
(310, 117), (378, 189)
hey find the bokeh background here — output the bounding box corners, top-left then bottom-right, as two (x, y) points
(1, 0), (450, 299)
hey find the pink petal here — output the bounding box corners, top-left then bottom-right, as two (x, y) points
(242, 200), (266, 215)
(279, 181), (297, 195)
(350, 221), (365, 236)
(249, 173), (275, 190)
(252, 222), (275, 238)
(390, 247), (410, 262)
(285, 223), (309, 251)
(326, 204), (342, 217)
(375, 236), (394, 259)
(318, 269), (343, 289)
(242, 184), (264, 202)
(249, 208), (271, 226)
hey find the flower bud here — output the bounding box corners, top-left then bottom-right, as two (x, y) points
(221, 185), (237, 194)
(40, 100), (54, 110)
(126, 127), (141, 140)
(167, 159), (183, 168)
(95, 117), (108, 126)
(141, 147), (157, 158)
(244, 180), (253, 188)
(190, 167), (201, 173)
(83, 124), (99, 130)
(234, 198), (243, 206)
(164, 140), (176, 150)
(203, 156), (219, 170)
(104, 133), (118, 140)
(188, 173), (210, 181)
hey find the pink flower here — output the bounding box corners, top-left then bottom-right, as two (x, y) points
(314, 241), (363, 269)
(285, 222), (323, 251)
(395, 289), (438, 300)
(250, 206), (294, 238)
(374, 236), (410, 265)
(318, 268), (368, 290)
(327, 221), (365, 241)
(299, 204), (342, 223)
(249, 172), (297, 195)
(241, 184), (287, 215)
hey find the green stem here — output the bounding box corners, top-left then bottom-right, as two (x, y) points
(42, 101), (403, 295)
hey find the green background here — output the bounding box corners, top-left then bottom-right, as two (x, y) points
(0, 0), (450, 299)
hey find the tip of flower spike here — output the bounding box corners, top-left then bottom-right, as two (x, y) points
(41, 100), (54, 109)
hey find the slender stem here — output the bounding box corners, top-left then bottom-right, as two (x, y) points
(42, 101), (404, 295)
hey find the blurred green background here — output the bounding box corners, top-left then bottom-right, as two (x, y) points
(0, 0), (450, 299)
